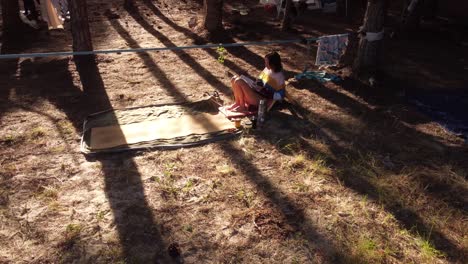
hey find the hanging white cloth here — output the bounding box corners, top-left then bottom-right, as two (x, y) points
(40, 0), (64, 30)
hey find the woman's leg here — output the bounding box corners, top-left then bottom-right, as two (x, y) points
(233, 79), (262, 111)
(229, 77), (242, 110)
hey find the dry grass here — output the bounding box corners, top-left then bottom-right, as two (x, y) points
(0, 0), (466, 263)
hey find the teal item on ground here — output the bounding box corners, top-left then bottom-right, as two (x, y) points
(295, 71), (342, 83)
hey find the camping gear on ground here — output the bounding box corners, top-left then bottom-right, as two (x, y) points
(243, 119), (253, 129)
(81, 96), (241, 154)
(295, 71), (342, 83)
(257, 99), (267, 126)
(315, 33), (349, 66)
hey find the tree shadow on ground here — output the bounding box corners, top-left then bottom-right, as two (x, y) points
(108, 4), (349, 261)
(141, 0), (266, 71)
(0, 41), (173, 261)
(124, 4), (231, 95)
(285, 79), (467, 261)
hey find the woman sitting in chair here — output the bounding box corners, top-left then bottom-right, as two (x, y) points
(229, 51), (286, 112)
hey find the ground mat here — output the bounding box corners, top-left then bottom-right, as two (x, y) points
(80, 98), (240, 154)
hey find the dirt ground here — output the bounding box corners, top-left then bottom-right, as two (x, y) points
(0, 0), (467, 263)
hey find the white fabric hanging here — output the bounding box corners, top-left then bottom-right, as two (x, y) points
(40, 0), (64, 30)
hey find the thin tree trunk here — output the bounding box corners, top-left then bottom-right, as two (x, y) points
(353, 0), (387, 78)
(68, 0), (93, 63)
(403, 0), (423, 31)
(203, 0), (223, 33)
(1, 0), (26, 36)
(281, 0), (292, 31)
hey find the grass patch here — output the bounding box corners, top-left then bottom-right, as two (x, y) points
(157, 166), (181, 199)
(353, 236), (385, 263)
(29, 126), (47, 140)
(288, 154), (307, 171)
(183, 224), (194, 233)
(419, 236), (445, 261)
(308, 156), (331, 176)
(50, 145), (66, 153)
(57, 120), (75, 136)
(293, 182), (309, 192)
(47, 201), (62, 213)
(345, 152), (381, 179)
(0, 134), (25, 145)
(216, 164), (236, 176)
(40, 186), (59, 201)
(236, 189), (255, 208)
(100, 245), (124, 263)
(0, 163), (17, 179)
(96, 210), (106, 221)
(163, 162), (177, 178)
(182, 178), (200, 194)
(65, 223), (82, 238)
(277, 139), (302, 155)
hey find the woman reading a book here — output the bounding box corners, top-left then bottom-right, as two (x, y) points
(229, 51), (286, 112)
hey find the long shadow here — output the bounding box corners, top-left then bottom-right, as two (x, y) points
(220, 141), (346, 261)
(141, 0), (265, 71)
(112, 5), (347, 261)
(125, 5), (231, 95)
(73, 58), (172, 263)
(291, 79), (463, 151)
(9, 53), (172, 262)
(0, 39), (22, 121)
(287, 85), (467, 261)
(108, 19), (185, 102)
(127, 3), (465, 260)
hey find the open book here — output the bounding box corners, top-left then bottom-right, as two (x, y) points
(239, 75), (263, 92)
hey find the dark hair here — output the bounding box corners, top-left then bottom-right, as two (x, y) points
(265, 51), (283, 73)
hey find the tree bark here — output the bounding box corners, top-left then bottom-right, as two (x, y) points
(353, 0), (387, 78)
(203, 0), (223, 33)
(1, 0), (25, 36)
(68, 0), (93, 63)
(281, 0), (292, 31)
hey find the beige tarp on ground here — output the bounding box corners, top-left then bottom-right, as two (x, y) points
(81, 99), (240, 154)
(90, 112), (235, 150)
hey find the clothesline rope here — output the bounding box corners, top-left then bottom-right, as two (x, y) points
(0, 38), (319, 59)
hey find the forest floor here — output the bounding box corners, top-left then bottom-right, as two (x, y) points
(0, 0), (467, 263)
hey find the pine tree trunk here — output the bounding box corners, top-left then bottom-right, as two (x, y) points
(203, 0), (223, 33)
(68, 0), (93, 63)
(1, 0), (24, 36)
(353, 0), (387, 78)
(281, 0), (292, 31)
